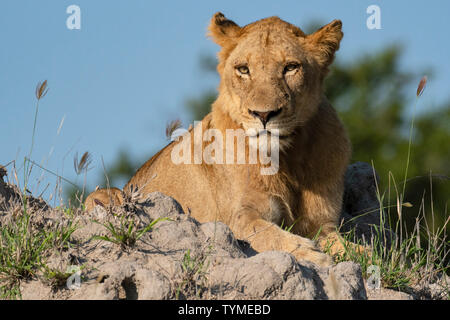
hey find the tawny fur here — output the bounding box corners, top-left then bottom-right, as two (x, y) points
(86, 13), (356, 266)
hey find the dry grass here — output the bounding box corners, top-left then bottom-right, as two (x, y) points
(166, 119), (182, 140)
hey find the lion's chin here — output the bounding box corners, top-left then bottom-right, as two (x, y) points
(242, 123), (293, 135)
(243, 127), (294, 141)
(243, 127), (294, 151)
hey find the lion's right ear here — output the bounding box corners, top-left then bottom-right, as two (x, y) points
(304, 20), (343, 69)
(208, 12), (241, 47)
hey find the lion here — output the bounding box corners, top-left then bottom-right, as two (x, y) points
(85, 13), (356, 267)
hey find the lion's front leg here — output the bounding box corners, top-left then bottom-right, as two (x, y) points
(229, 204), (333, 267)
(299, 188), (370, 257)
(318, 231), (372, 258)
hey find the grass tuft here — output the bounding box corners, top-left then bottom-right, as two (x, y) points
(92, 214), (168, 249)
(0, 207), (78, 299)
(174, 247), (210, 299)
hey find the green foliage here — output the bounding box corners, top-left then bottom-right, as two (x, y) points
(0, 209), (51, 294)
(181, 248), (209, 276)
(280, 218), (299, 233)
(47, 219), (78, 250)
(0, 204), (78, 299)
(175, 248), (210, 299)
(324, 46), (449, 242)
(327, 207), (449, 293)
(92, 215), (169, 249)
(42, 265), (85, 289)
(184, 55), (220, 121)
(185, 90), (217, 121)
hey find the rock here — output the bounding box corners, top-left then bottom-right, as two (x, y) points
(341, 161), (395, 245)
(200, 222), (248, 259)
(365, 285), (414, 300)
(409, 274), (450, 300)
(3, 162), (443, 300)
(323, 262), (367, 300)
(139, 191), (185, 221)
(7, 189), (372, 300)
(135, 269), (172, 300)
(0, 166), (48, 212)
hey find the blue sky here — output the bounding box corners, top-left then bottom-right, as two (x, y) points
(1, 0), (449, 202)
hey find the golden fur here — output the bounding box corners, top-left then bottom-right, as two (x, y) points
(86, 13), (354, 266)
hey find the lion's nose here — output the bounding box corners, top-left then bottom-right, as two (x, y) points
(248, 108), (282, 127)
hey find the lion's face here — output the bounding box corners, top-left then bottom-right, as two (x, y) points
(209, 14), (343, 139)
(222, 28), (320, 137)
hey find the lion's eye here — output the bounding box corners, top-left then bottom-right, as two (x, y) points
(283, 63), (300, 74)
(236, 65), (250, 75)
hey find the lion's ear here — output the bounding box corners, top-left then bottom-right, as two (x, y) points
(208, 12), (241, 47)
(305, 20), (343, 69)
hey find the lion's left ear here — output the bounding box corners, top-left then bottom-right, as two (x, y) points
(305, 20), (343, 69)
(208, 12), (241, 47)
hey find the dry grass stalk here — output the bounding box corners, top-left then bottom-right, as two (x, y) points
(73, 151), (92, 175)
(35, 80), (49, 100)
(166, 119), (182, 140)
(416, 76), (427, 97)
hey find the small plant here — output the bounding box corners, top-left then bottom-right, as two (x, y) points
(73, 151), (93, 204)
(0, 210), (51, 298)
(280, 218), (299, 233)
(0, 204), (79, 298)
(43, 268), (73, 288)
(92, 214), (168, 249)
(42, 264), (86, 289)
(47, 219), (79, 250)
(325, 163), (449, 296)
(175, 248), (211, 299)
(23, 80), (48, 192)
(0, 212), (49, 275)
(328, 210), (449, 293)
(0, 281), (22, 300)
